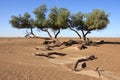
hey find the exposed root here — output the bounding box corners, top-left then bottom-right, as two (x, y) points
(73, 55), (97, 71)
(35, 52), (66, 58)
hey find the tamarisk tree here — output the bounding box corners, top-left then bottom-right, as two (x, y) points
(84, 9), (109, 41)
(33, 4), (52, 38)
(9, 12), (36, 37)
(69, 12), (84, 39)
(69, 9), (109, 41)
(48, 7), (70, 39)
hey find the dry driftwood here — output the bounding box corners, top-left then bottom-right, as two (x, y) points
(78, 44), (87, 50)
(96, 40), (104, 44)
(73, 55), (97, 71)
(43, 40), (57, 45)
(94, 67), (105, 80)
(44, 40), (83, 50)
(35, 52), (66, 58)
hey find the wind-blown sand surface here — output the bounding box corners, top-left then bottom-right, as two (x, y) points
(0, 37), (120, 80)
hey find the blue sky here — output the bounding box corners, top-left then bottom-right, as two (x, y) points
(0, 0), (120, 37)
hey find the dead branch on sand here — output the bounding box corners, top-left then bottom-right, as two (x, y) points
(42, 39), (83, 50)
(95, 67), (105, 80)
(78, 43), (87, 50)
(73, 55), (97, 71)
(35, 52), (66, 58)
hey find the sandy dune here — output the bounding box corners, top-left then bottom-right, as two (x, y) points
(0, 37), (120, 80)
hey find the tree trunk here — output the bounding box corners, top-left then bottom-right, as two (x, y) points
(55, 29), (60, 39)
(46, 30), (52, 39)
(84, 31), (90, 37)
(30, 27), (33, 34)
(30, 27), (36, 37)
(42, 29), (52, 39)
(81, 30), (86, 41)
(69, 27), (81, 39)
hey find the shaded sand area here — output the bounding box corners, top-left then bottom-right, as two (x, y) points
(0, 37), (120, 80)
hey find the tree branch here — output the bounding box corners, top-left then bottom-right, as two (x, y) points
(41, 29), (52, 38)
(69, 27), (81, 39)
(85, 31), (90, 37)
(55, 29), (60, 39)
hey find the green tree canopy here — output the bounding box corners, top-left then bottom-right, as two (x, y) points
(69, 12), (84, 39)
(48, 7), (70, 39)
(33, 4), (52, 38)
(85, 9), (109, 31)
(10, 4), (109, 40)
(69, 9), (109, 41)
(33, 4), (47, 29)
(9, 12), (35, 36)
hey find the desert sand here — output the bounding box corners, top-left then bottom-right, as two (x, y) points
(0, 37), (120, 80)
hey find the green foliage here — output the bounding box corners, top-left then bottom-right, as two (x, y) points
(85, 9), (109, 31)
(33, 4), (47, 20)
(9, 16), (21, 29)
(69, 9), (109, 41)
(33, 4), (48, 29)
(48, 7), (58, 30)
(24, 12), (31, 18)
(57, 8), (70, 29)
(48, 7), (70, 30)
(70, 12), (85, 30)
(10, 4), (109, 39)
(9, 12), (34, 29)
(70, 9), (109, 32)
